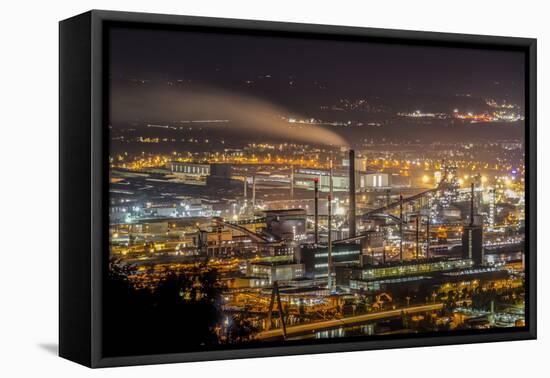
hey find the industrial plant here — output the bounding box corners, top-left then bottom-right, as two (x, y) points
(105, 24), (526, 350)
(109, 144), (525, 341)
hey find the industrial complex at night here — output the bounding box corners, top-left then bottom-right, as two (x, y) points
(109, 143), (525, 341)
(105, 24), (526, 350)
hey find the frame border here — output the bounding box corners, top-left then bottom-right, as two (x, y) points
(66, 9), (537, 368)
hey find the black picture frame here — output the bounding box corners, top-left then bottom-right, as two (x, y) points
(59, 9), (537, 368)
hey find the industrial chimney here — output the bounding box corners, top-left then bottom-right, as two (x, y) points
(327, 192), (333, 292)
(314, 177), (319, 244)
(348, 149), (357, 238)
(470, 182), (475, 226)
(290, 165), (294, 200)
(399, 194), (403, 263)
(252, 175), (256, 211)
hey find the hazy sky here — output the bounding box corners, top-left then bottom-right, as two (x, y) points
(109, 25), (525, 103)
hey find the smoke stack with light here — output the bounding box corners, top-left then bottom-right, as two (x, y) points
(252, 175), (256, 211)
(314, 177), (319, 244)
(470, 182), (475, 226)
(348, 149), (356, 238)
(399, 194), (403, 262)
(290, 165), (294, 200)
(327, 192), (333, 292)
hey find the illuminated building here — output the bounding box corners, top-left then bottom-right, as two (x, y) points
(462, 183), (484, 266)
(342, 155), (367, 171)
(297, 244), (361, 278)
(361, 258), (473, 280)
(359, 230), (386, 265)
(167, 161), (233, 186)
(168, 161), (210, 177)
(488, 188), (496, 230)
(350, 259), (506, 292)
(293, 168), (346, 192)
(462, 225), (483, 266)
(362, 173), (390, 188)
(264, 209), (307, 241)
(148, 206), (178, 218)
(442, 205), (461, 220)
(109, 205), (132, 223)
(293, 168), (389, 191)
(246, 261), (305, 284)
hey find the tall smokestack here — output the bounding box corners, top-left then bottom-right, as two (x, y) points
(329, 159), (334, 196)
(348, 149), (356, 238)
(290, 165), (294, 200)
(470, 182), (475, 226)
(426, 214), (430, 260)
(314, 178), (319, 244)
(399, 194), (403, 263)
(327, 193), (333, 292)
(252, 175), (256, 211)
(328, 160), (334, 292)
(415, 216), (420, 260)
(217, 225), (222, 257)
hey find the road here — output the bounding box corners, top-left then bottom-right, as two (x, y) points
(256, 302), (444, 340)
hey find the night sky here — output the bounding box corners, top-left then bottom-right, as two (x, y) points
(108, 25), (526, 146)
(110, 26), (524, 98)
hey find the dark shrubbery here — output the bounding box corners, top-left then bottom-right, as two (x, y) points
(103, 260), (223, 357)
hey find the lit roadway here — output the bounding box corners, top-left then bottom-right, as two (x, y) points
(256, 302), (444, 340)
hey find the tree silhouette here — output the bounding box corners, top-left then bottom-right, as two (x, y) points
(103, 259), (223, 356)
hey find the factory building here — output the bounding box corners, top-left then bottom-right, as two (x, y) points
(205, 233), (276, 258)
(350, 262), (506, 292)
(168, 162), (210, 177)
(342, 155), (368, 171)
(246, 261), (305, 284)
(264, 209), (307, 241)
(361, 258), (473, 281)
(359, 230), (386, 265)
(109, 205), (131, 223)
(488, 188), (496, 230)
(128, 221), (170, 235)
(462, 225), (484, 265)
(362, 173), (390, 188)
(297, 243), (362, 278)
(442, 205), (462, 220)
(293, 168), (389, 192)
(360, 230), (386, 250)
(149, 206), (179, 218)
(227, 277), (271, 289)
(462, 183), (484, 266)
(140, 199), (215, 218)
(206, 163), (233, 186)
(168, 162), (234, 186)
(293, 168), (347, 192)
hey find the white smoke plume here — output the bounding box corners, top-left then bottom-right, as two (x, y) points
(111, 83), (348, 147)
